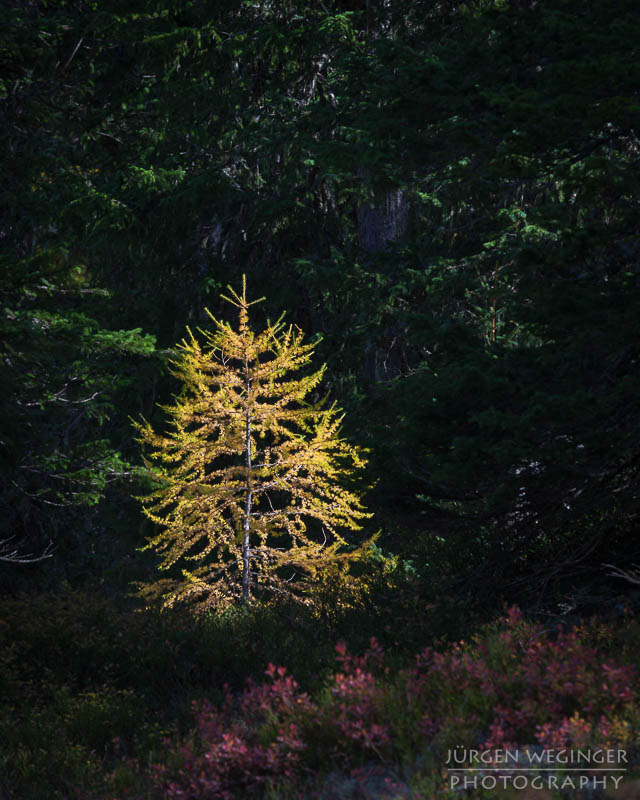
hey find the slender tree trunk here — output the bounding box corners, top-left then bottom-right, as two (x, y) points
(242, 367), (252, 604)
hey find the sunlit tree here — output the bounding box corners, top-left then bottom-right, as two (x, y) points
(134, 278), (370, 611)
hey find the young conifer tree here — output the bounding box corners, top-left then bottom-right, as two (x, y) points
(134, 278), (370, 611)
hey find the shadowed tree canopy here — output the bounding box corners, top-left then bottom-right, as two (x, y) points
(2, 0), (640, 614)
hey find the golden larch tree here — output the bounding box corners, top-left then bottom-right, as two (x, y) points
(134, 278), (371, 611)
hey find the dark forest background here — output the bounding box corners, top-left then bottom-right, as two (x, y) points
(2, 1), (640, 797)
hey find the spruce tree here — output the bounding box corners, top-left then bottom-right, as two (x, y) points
(134, 278), (370, 611)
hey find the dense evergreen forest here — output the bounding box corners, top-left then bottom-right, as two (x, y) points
(2, 1), (640, 797)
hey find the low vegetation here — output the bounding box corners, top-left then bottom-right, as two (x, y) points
(2, 591), (639, 799)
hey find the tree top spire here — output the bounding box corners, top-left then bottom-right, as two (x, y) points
(220, 274), (266, 332)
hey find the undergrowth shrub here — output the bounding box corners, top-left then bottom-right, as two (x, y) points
(0, 587), (339, 799)
(151, 609), (640, 799)
(404, 607), (640, 758)
(3, 588), (640, 799)
(150, 670), (312, 799)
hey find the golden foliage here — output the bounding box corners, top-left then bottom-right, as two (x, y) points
(134, 277), (371, 612)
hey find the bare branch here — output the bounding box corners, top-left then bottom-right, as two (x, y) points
(0, 536), (54, 564)
(604, 562), (640, 586)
